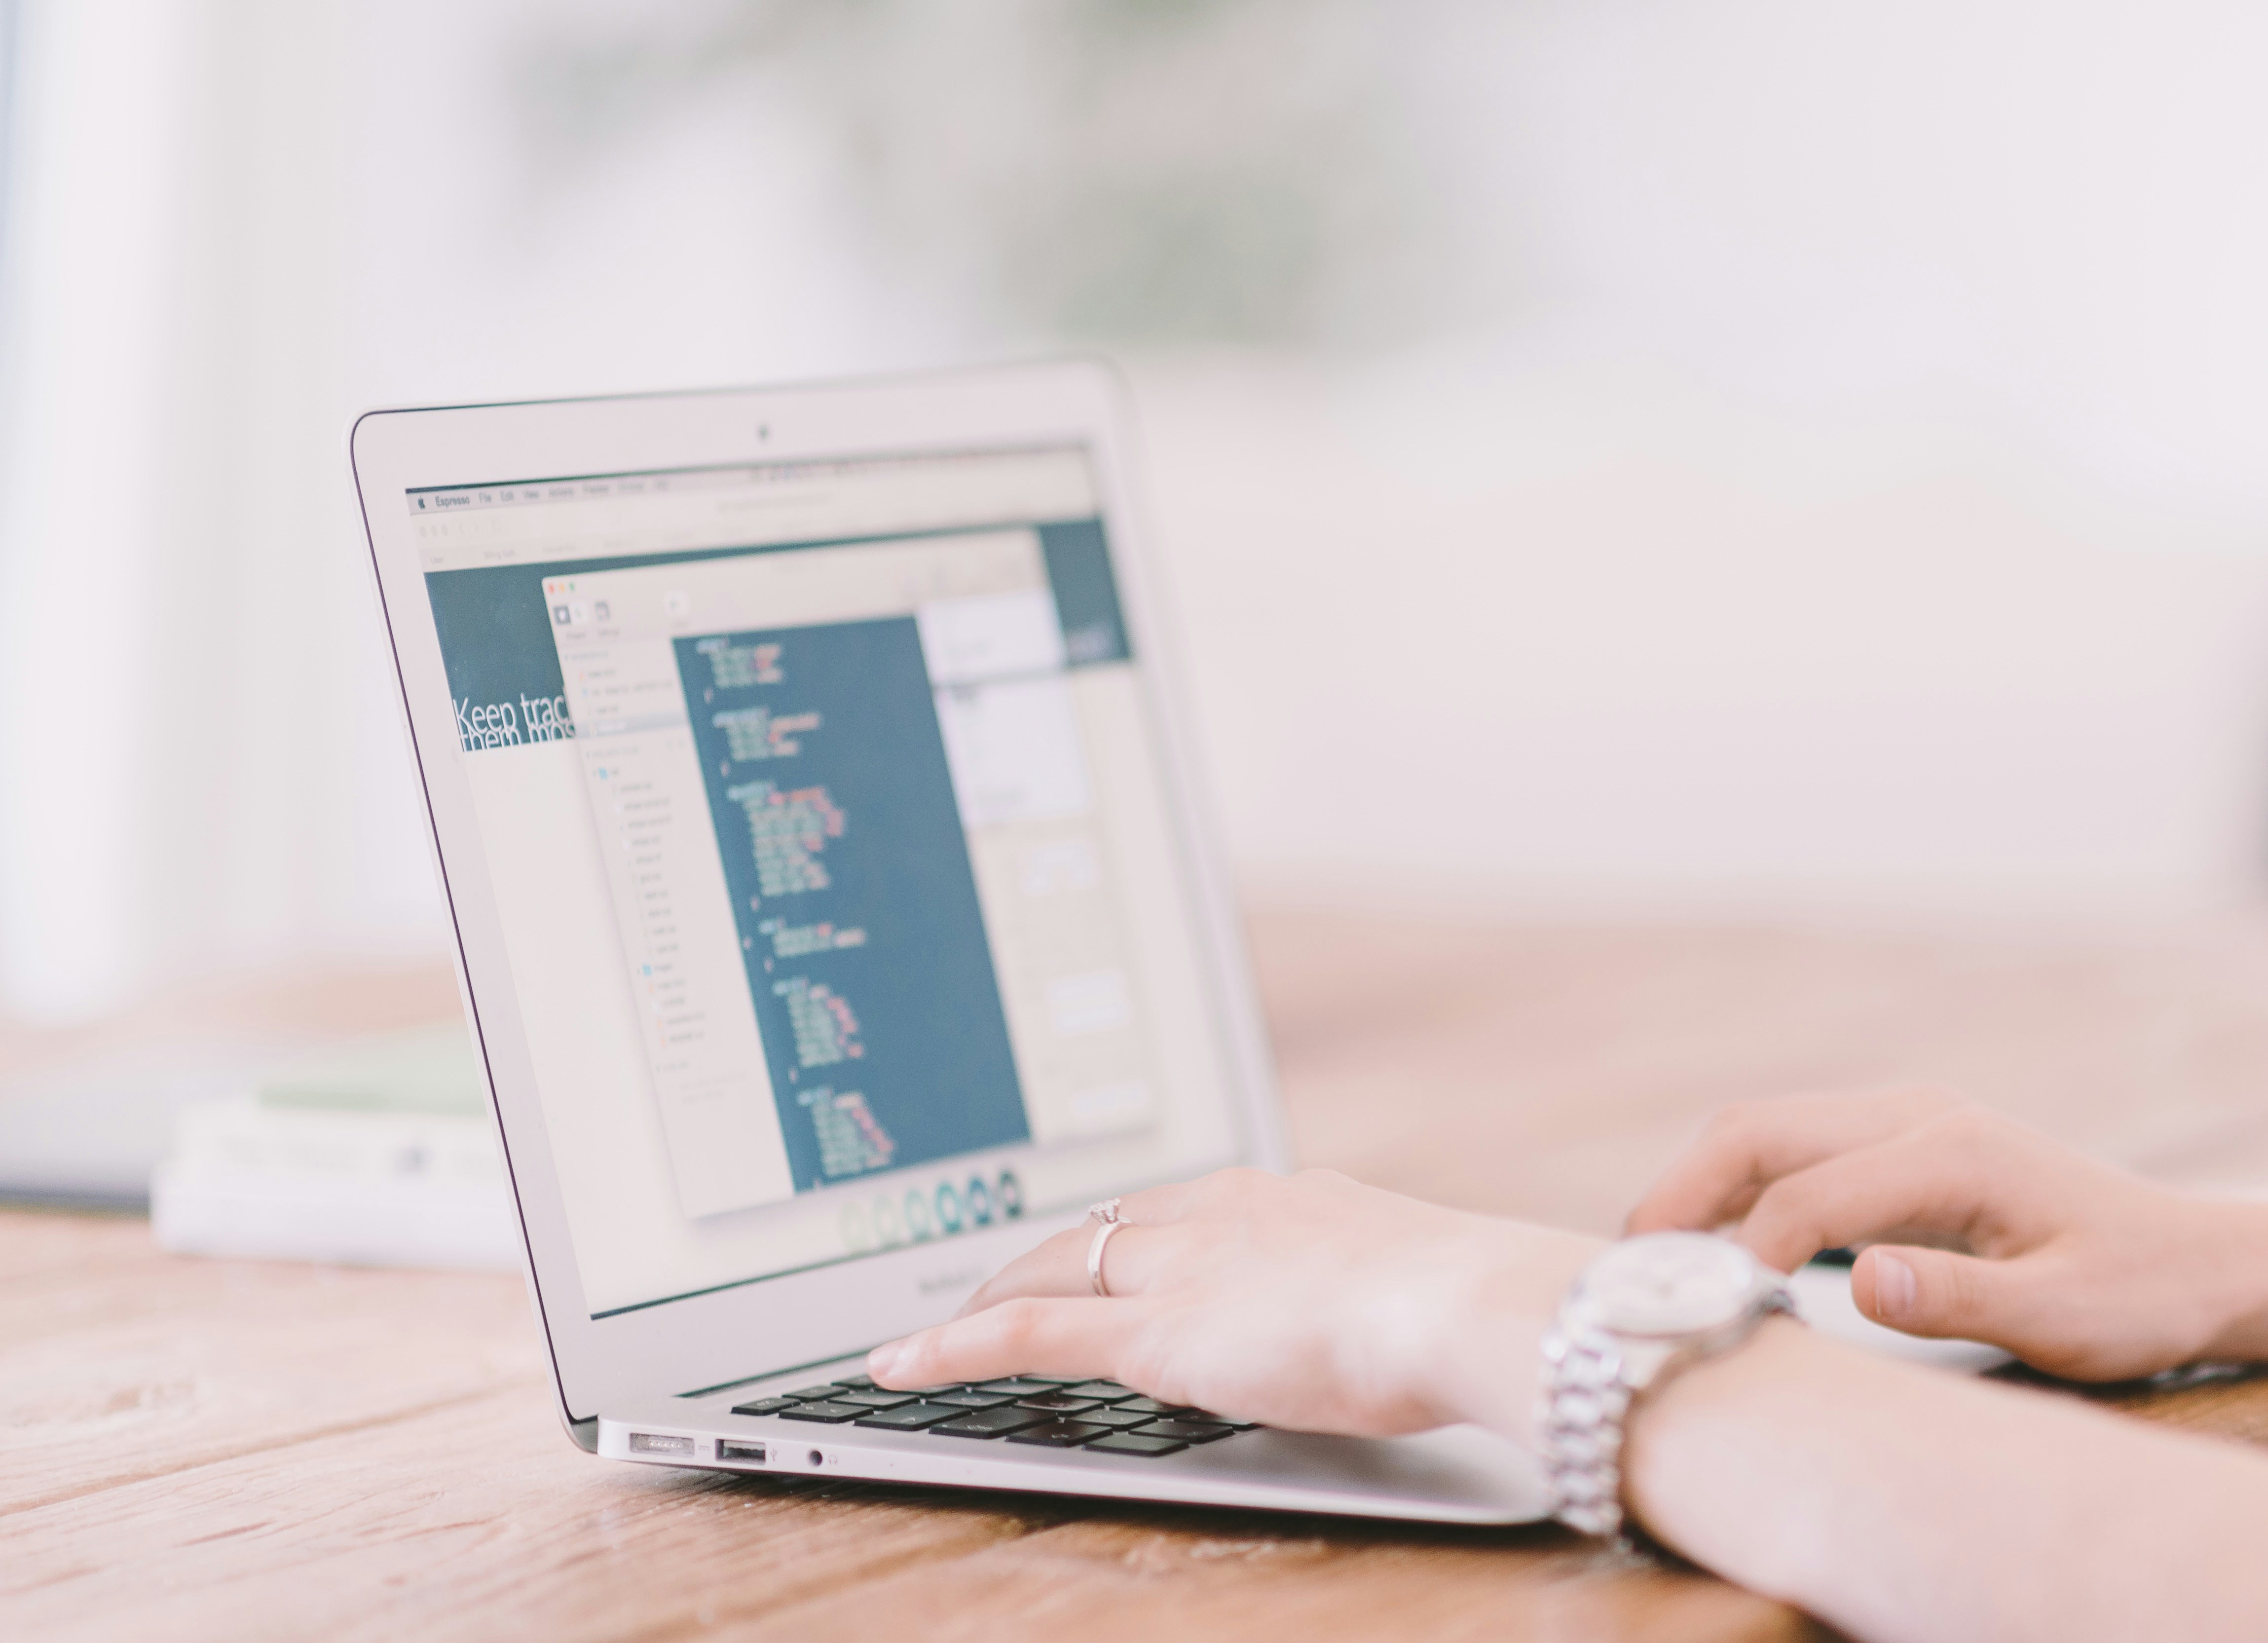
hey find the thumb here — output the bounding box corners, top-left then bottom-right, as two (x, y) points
(1853, 1244), (2022, 1342)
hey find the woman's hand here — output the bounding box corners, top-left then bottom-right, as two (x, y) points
(1626, 1088), (2268, 1380)
(868, 1167), (1601, 1438)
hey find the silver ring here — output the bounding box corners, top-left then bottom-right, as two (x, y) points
(1086, 1197), (1121, 1225)
(1087, 1218), (1128, 1297)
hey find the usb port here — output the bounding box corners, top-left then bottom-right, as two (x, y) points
(717, 1441), (767, 1463)
(628, 1432), (694, 1456)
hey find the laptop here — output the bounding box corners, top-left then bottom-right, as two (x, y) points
(349, 361), (1550, 1523)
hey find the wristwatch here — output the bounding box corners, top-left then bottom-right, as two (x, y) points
(1537, 1232), (1796, 1539)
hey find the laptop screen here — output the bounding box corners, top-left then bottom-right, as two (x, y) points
(410, 445), (1241, 1317)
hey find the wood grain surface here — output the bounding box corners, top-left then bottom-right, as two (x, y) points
(7, 908), (2268, 1643)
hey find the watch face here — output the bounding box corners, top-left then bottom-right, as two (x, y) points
(1584, 1233), (1761, 1337)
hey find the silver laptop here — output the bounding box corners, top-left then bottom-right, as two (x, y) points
(348, 362), (1548, 1523)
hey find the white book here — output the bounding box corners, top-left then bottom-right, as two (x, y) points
(149, 1026), (519, 1272)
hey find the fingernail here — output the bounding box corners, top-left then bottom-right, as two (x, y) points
(867, 1341), (907, 1382)
(1873, 1252), (1917, 1321)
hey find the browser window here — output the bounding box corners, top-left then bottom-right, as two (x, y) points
(413, 448), (1238, 1316)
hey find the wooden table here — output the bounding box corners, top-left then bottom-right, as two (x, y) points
(8, 909), (2268, 1642)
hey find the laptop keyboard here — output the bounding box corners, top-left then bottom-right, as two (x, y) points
(730, 1375), (1260, 1456)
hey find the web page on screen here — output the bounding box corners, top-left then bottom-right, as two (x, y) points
(410, 448), (1238, 1316)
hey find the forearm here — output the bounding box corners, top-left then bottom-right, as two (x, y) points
(1623, 1321), (2268, 1643)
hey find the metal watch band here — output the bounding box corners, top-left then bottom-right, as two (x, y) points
(1536, 1281), (1796, 1540)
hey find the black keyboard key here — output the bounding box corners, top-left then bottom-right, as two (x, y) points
(1014, 1392), (1103, 1414)
(1073, 1405), (1161, 1430)
(1185, 1412), (1261, 1430)
(835, 1388), (918, 1410)
(928, 1388), (1017, 1409)
(1006, 1419), (1110, 1448)
(930, 1406), (1049, 1439)
(778, 1399), (864, 1423)
(1108, 1397), (1187, 1417)
(1067, 1380), (1135, 1400)
(786, 1382), (850, 1401)
(973, 1378), (1062, 1397)
(853, 1402), (964, 1431)
(1017, 1375), (1090, 1385)
(728, 1396), (800, 1416)
(1085, 1432), (1187, 1456)
(1136, 1418), (1233, 1444)
(836, 1375), (877, 1390)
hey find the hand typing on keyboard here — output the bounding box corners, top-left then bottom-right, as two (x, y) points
(866, 1105), (2268, 1643)
(1624, 1087), (2268, 1381)
(867, 1166), (1602, 1440)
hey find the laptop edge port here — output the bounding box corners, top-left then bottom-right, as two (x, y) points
(628, 1432), (695, 1457)
(717, 1441), (767, 1463)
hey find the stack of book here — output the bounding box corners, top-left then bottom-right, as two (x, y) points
(150, 1024), (520, 1271)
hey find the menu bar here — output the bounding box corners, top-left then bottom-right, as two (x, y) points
(407, 447), (1101, 573)
(406, 448), (1085, 516)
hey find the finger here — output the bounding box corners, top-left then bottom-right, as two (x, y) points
(1625, 1087), (1956, 1236)
(870, 1296), (1146, 1389)
(1733, 1126), (2002, 1272)
(1112, 1175), (1221, 1225)
(1109, 1165), (1293, 1229)
(954, 1225), (1090, 1316)
(956, 1222), (1175, 1316)
(1854, 1243), (2036, 1345)
(951, 1167), (1285, 1318)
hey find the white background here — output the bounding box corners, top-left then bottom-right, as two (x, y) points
(5, 0), (2268, 1018)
